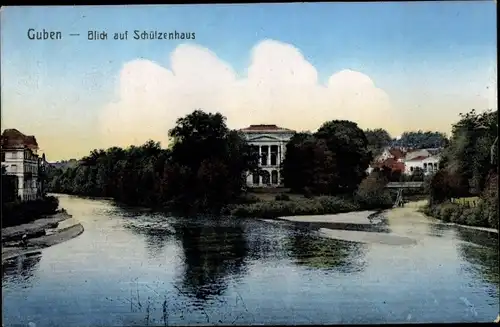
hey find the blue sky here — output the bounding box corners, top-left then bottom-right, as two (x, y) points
(1, 3), (497, 160)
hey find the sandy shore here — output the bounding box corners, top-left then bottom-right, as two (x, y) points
(2, 223), (84, 262)
(2, 211), (72, 243)
(278, 210), (377, 225)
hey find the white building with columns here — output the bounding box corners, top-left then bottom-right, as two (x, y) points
(240, 124), (295, 187)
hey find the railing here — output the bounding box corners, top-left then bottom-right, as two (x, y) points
(386, 182), (424, 189)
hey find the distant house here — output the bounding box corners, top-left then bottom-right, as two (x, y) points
(1, 129), (42, 201)
(405, 149), (431, 161)
(368, 147), (406, 174)
(239, 124), (295, 187)
(369, 157), (405, 174)
(375, 147), (406, 163)
(404, 155), (440, 175)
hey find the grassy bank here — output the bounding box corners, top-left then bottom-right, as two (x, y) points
(226, 192), (393, 219)
(422, 197), (498, 230)
(1, 196), (60, 228)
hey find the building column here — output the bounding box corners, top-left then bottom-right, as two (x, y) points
(258, 145), (262, 185)
(267, 146), (271, 166)
(277, 144), (281, 165)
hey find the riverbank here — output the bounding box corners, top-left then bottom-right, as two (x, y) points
(228, 195), (393, 219)
(421, 200), (498, 232)
(2, 211), (72, 243)
(2, 211), (85, 263)
(2, 223), (84, 262)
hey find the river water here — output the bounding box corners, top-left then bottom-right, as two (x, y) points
(2, 194), (499, 326)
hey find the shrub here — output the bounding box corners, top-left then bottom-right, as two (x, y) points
(303, 187), (313, 198)
(438, 202), (457, 222)
(2, 195), (60, 227)
(275, 194), (291, 201)
(355, 172), (393, 210)
(230, 194), (387, 219)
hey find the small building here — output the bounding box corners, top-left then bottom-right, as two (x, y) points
(1, 129), (42, 201)
(375, 147), (406, 163)
(239, 124), (295, 187)
(404, 155), (440, 175)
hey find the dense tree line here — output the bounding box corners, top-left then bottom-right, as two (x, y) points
(391, 131), (448, 149)
(363, 128), (448, 158)
(426, 109), (498, 229)
(47, 110), (259, 214)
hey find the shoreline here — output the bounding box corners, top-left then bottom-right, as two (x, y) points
(2, 223), (84, 262)
(2, 211), (72, 242)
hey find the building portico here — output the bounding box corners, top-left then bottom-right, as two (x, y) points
(240, 124), (295, 187)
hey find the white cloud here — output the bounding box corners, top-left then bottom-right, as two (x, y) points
(99, 39), (395, 148)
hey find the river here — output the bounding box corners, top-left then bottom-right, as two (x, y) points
(2, 194), (499, 326)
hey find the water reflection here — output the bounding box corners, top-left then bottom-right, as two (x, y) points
(455, 227), (499, 295)
(2, 252), (42, 287)
(123, 216), (176, 258)
(174, 221), (249, 301)
(286, 230), (368, 272)
(427, 223), (449, 238)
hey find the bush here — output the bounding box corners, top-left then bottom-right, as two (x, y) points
(2, 195), (60, 227)
(424, 198), (497, 229)
(303, 187), (313, 198)
(355, 172), (393, 210)
(230, 194), (386, 219)
(438, 202), (457, 222)
(275, 194), (291, 201)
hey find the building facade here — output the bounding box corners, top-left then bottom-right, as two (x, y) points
(1, 129), (42, 201)
(240, 124), (295, 187)
(404, 155), (440, 175)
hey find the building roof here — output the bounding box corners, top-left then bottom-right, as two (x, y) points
(240, 124), (294, 133)
(372, 158), (405, 172)
(406, 155), (429, 162)
(388, 148), (405, 159)
(1, 129), (39, 150)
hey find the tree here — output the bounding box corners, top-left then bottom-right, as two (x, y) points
(364, 128), (392, 157)
(439, 109), (498, 194)
(282, 134), (338, 194)
(45, 110), (258, 214)
(315, 120), (372, 194)
(392, 130), (448, 149)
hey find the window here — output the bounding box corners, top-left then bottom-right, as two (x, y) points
(1, 151), (5, 162)
(410, 167), (414, 172)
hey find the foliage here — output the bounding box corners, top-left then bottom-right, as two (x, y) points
(355, 171), (393, 209)
(364, 128), (392, 157)
(46, 110), (259, 214)
(282, 120), (371, 196)
(281, 134), (338, 195)
(410, 167), (425, 182)
(230, 190), (393, 219)
(426, 109), (497, 206)
(391, 130), (448, 149)
(275, 194), (290, 201)
(2, 196), (59, 227)
(423, 199), (496, 229)
(440, 109), (498, 194)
